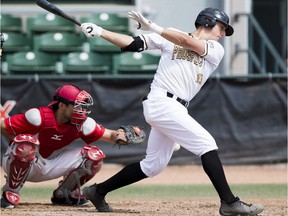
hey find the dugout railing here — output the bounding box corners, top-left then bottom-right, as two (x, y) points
(234, 13), (287, 74)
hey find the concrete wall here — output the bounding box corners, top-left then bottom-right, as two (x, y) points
(225, 0), (251, 75)
(135, 0), (250, 74)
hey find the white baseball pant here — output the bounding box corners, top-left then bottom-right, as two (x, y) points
(140, 87), (218, 177)
(2, 145), (83, 182)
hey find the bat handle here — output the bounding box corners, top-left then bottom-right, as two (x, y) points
(74, 19), (81, 26)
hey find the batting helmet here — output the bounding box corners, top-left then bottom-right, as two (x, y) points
(195, 8), (234, 36)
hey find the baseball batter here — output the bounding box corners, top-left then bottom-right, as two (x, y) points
(81, 8), (264, 216)
(0, 84), (144, 208)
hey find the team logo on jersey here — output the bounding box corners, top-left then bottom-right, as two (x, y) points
(0, 100), (16, 119)
(196, 73), (203, 85)
(172, 45), (203, 67)
(51, 135), (63, 141)
(207, 41), (215, 49)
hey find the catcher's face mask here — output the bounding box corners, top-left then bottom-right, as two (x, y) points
(71, 90), (93, 131)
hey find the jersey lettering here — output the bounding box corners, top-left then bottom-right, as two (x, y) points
(196, 73), (204, 85)
(171, 45), (203, 67)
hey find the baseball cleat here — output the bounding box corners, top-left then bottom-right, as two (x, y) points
(1, 194), (15, 209)
(51, 194), (89, 206)
(83, 183), (114, 212)
(219, 198), (264, 216)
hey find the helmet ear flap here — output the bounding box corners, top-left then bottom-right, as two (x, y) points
(195, 16), (216, 28)
(203, 17), (216, 27)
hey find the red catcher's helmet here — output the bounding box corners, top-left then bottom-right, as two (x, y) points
(195, 7), (234, 36)
(48, 84), (93, 131)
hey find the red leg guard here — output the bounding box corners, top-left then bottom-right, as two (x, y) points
(53, 146), (105, 203)
(7, 143), (37, 190)
(79, 145), (105, 185)
(3, 134), (39, 202)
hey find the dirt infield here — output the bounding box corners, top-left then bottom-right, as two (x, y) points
(1, 164), (287, 216)
(1, 199), (287, 216)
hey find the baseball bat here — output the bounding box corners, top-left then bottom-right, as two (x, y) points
(36, 0), (81, 26)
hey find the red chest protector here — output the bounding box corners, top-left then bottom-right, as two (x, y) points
(38, 107), (82, 158)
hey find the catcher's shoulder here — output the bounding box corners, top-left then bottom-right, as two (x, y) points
(82, 117), (98, 135)
(25, 108), (41, 126)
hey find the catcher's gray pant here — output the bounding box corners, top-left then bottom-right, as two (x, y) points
(140, 87), (218, 177)
(2, 145), (83, 182)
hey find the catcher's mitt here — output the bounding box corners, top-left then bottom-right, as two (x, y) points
(115, 125), (146, 145)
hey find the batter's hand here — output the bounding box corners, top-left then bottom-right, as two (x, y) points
(128, 11), (163, 35)
(81, 23), (103, 38)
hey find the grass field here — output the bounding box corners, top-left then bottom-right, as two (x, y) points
(1, 183), (281, 216)
(1, 164), (287, 215)
(20, 183), (287, 201)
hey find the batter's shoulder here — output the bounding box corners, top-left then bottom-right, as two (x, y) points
(206, 40), (224, 49)
(206, 40), (224, 54)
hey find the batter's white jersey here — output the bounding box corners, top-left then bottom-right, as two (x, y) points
(141, 29), (224, 101)
(139, 30), (224, 177)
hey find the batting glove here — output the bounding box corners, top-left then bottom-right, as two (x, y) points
(128, 11), (163, 35)
(81, 23), (103, 38)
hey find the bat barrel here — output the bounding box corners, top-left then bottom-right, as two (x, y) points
(36, 0), (81, 26)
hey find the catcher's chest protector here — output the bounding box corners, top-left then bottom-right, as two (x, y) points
(40, 107), (55, 128)
(37, 107), (81, 158)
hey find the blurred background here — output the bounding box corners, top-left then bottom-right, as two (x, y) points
(0, 0), (287, 165)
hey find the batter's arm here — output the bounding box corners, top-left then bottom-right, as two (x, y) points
(127, 11), (206, 55)
(160, 29), (206, 55)
(81, 23), (134, 48)
(101, 29), (134, 48)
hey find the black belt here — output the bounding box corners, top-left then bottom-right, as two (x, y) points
(143, 92), (189, 108)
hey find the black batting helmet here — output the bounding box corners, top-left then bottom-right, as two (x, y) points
(195, 8), (234, 36)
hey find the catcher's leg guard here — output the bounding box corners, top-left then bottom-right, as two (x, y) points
(2, 134), (39, 207)
(52, 145), (105, 206)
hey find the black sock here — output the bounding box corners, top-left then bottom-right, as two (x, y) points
(96, 162), (147, 196)
(201, 150), (238, 204)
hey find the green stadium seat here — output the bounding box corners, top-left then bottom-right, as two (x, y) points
(33, 32), (84, 58)
(26, 13), (76, 44)
(80, 12), (130, 34)
(5, 51), (58, 74)
(87, 37), (121, 54)
(2, 32), (30, 55)
(27, 13), (76, 34)
(112, 52), (160, 74)
(61, 52), (112, 74)
(0, 13), (22, 32)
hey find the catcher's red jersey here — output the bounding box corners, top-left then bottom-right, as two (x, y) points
(4, 107), (105, 158)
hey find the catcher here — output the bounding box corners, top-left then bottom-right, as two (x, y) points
(0, 84), (145, 208)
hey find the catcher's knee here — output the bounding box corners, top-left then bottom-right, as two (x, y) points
(81, 145), (105, 161)
(11, 134), (39, 162)
(81, 145), (105, 174)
